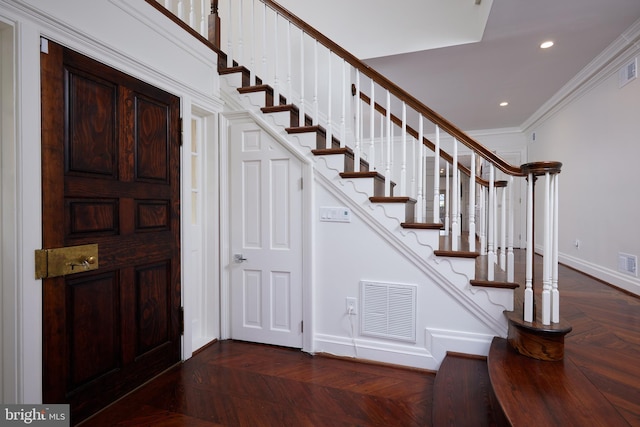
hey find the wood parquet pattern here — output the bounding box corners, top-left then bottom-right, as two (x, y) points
(82, 341), (434, 426)
(81, 251), (640, 426)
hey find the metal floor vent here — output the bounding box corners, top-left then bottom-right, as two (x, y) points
(360, 281), (416, 342)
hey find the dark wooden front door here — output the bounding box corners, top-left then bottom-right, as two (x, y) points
(40, 41), (182, 424)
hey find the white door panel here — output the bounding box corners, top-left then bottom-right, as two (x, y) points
(230, 123), (303, 348)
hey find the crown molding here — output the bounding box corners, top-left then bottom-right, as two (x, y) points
(522, 17), (640, 132)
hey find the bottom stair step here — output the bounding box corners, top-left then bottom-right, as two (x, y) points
(432, 352), (509, 427)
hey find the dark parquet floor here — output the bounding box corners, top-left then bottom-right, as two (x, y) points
(82, 250), (640, 426)
(83, 340), (434, 426)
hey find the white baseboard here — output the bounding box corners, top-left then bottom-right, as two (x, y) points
(313, 333), (439, 371)
(560, 252), (640, 297)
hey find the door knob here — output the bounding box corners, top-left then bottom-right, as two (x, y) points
(234, 254), (248, 263)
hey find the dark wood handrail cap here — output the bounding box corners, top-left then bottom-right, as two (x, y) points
(520, 161), (562, 176)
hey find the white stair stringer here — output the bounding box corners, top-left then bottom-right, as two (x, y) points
(220, 74), (511, 338)
(314, 170), (510, 337)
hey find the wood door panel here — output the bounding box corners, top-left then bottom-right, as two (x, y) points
(66, 272), (120, 388)
(135, 200), (170, 231)
(66, 198), (119, 236)
(135, 262), (171, 356)
(42, 41), (181, 424)
(135, 95), (170, 183)
(66, 69), (118, 177)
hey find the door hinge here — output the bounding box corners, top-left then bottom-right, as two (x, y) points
(179, 118), (184, 146)
(40, 37), (49, 54)
(300, 177), (303, 190)
(179, 307), (185, 335)
(300, 321), (303, 333)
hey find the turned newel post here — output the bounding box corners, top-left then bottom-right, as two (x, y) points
(521, 161), (562, 325)
(208, 0), (221, 48)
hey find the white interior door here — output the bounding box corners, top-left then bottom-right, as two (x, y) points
(230, 122), (303, 348)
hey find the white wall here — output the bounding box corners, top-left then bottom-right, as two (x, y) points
(527, 33), (640, 295)
(313, 182), (500, 370)
(0, 0), (223, 403)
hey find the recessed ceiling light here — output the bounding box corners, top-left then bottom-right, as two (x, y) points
(499, 101), (509, 107)
(540, 41), (554, 49)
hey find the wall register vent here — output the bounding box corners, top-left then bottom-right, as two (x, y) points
(360, 281), (416, 342)
(618, 253), (638, 277)
(619, 58), (637, 88)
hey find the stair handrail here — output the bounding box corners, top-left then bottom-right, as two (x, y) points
(254, 0), (523, 177)
(148, 0), (565, 329)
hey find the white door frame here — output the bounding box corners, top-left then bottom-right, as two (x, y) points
(219, 110), (314, 353)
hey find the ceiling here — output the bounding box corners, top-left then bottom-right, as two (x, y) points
(276, 0), (640, 131)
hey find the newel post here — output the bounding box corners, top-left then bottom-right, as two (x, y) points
(521, 161), (562, 325)
(208, 0), (221, 48)
(506, 161), (571, 362)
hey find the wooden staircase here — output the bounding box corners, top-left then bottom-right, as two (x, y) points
(218, 48), (581, 427)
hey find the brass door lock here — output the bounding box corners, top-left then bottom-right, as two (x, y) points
(35, 244), (99, 279)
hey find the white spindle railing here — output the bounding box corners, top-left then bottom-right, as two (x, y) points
(153, 0), (564, 328)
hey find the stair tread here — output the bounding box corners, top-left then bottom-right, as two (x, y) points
(400, 222), (443, 230)
(340, 171), (384, 179)
(488, 337), (627, 426)
(312, 147), (353, 156)
(261, 104), (298, 113)
(286, 125), (325, 134)
(369, 196), (416, 204)
(433, 353), (509, 427)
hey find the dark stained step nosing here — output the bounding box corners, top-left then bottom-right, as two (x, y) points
(401, 222), (443, 230)
(433, 250), (479, 259)
(369, 196), (416, 204)
(470, 280), (520, 289)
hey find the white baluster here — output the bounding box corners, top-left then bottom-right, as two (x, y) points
(325, 49), (332, 149)
(272, 11), (279, 105)
(369, 80), (375, 170)
(479, 185), (486, 255)
(542, 172), (552, 325)
(468, 152), (476, 252)
(451, 139), (459, 250)
(354, 72), (361, 170)
(379, 106), (384, 172)
(416, 116), (424, 222)
(261, 2), (267, 83)
(384, 90), (391, 196)
(286, 21), (292, 104)
(507, 175), (515, 282)
(178, 0), (184, 20)
(237, 0), (243, 64)
(433, 125), (440, 224)
(189, 0), (196, 28)
(164, 0), (174, 13)
(200, 0), (207, 37)
(524, 172), (534, 323)
(401, 102), (407, 195)
(313, 40), (318, 124)
(249, 0), (255, 84)
(500, 183), (507, 269)
(552, 174), (560, 323)
(227, 0), (233, 67)
(487, 165), (495, 280)
(298, 29), (305, 126)
(340, 59), (347, 147)
(444, 163), (450, 236)
(411, 137), (417, 200)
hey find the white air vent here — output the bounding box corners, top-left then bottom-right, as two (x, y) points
(360, 281), (416, 342)
(618, 58), (637, 88)
(618, 253), (638, 277)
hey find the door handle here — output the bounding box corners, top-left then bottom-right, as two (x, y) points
(234, 254), (248, 263)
